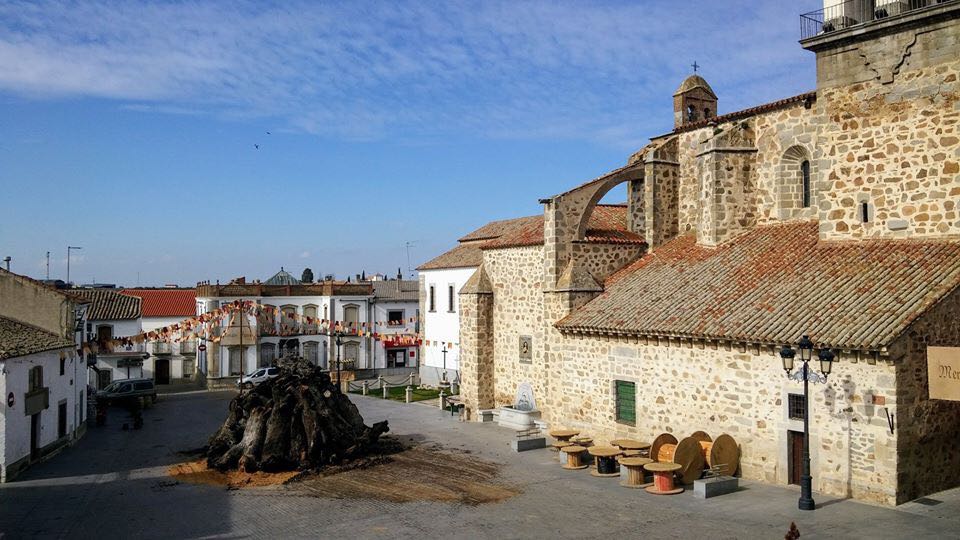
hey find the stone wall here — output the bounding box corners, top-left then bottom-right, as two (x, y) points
(0, 270), (76, 339)
(483, 246), (548, 408)
(568, 242), (644, 284)
(458, 288), (495, 413)
(817, 58), (960, 240)
(892, 285), (960, 504)
(553, 333), (898, 505)
(695, 123), (759, 246)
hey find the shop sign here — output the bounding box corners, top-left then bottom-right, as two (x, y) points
(928, 347), (960, 401)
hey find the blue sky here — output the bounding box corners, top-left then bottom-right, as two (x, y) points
(0, 0), (820, 286)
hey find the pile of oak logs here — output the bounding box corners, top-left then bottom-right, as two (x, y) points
(205, 357), (389, 473)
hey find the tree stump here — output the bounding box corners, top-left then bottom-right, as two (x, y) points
(205, 357), (389, 473)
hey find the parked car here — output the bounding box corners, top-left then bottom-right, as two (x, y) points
(97, 378), (157, 404)
(238, 367), (280, 389)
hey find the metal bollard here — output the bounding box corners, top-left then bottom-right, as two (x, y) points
(438, 390), (445, 409)
(362, 380), (368, 396)
(382, 383), (389, 399)
(405, 386), (412, 403)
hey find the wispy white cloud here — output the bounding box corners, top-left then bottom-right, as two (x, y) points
(0, 0), (819, 146)
(299, 251), (310, 259)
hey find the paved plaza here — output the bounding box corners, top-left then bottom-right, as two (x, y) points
(1, 391), (959, 539)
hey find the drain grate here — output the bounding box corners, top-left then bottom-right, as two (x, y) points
(914, 497), (943, 506)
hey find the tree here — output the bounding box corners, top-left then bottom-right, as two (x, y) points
(301, 268), (314, 283)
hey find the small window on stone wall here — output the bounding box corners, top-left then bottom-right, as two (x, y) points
(788, 393), (806, 420)
(615, 380), (636, 426)
(687, 105), (696, 122)
(860, 202), (871, 223)
(801, 160), (811, 208)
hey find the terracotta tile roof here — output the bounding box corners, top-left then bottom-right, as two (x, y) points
(371, 280), (419, 301)
(418, 216), (540, 271)
(121, 289), (196, 318)
(557, 221), (960, 351)
(0, 316), (74, 360)
(483, 205), (644, 250)
(69, 289), (142, 320)
(671, 91), (817, 135)
(458, 216), (542, 242)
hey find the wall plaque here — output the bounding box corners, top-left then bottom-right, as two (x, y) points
(928, 347), (960, 401)
(519, 336), (532, 363)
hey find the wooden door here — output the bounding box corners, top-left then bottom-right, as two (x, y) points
(156, 359), (170, 385)
(30, 413), (40, 459)
(788, 430), (804, 485)
(58, 402), (67, 438)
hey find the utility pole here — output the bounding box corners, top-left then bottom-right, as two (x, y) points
(46, 251), (50, 280)
(67, 246), (82, 286)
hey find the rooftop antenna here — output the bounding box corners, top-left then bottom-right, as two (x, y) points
(2, 256), (10, 271)
(67, 246), (82, 286)
(46, 251), (50, 279)
(404, 241), (417, 277)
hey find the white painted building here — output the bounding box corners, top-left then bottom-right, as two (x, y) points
(194, 269), (379, 387)
(369, 278), (420, 373)
(120, 289), (197, 385)
(70, 289), (148, 389)
(417, 216), (538, 385)
(0, 269), (89, 482)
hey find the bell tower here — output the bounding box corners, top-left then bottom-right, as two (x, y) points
(673, 73), (718, 129)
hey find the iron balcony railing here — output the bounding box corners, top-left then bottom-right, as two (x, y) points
(801, 0), (952, 40)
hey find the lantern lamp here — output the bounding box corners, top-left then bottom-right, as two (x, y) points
(779, 344), (796, 373)
(798, 335), (814, 362)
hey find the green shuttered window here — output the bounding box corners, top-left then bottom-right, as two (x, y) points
(615, 380), (636, 425)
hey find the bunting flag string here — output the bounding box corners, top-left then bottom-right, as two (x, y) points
(81, 300), (456, 354)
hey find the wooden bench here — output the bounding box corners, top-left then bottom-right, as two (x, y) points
(445, 395), (464, 416)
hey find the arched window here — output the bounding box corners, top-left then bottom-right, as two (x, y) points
(801, 160), (811, 208)
(259, 305), (276, 335)
(687, 105), (697, 121)
(779, 146), (813, 219)
(703, 108), (711, 119)
(343, 304), (359, 331)
(303, 305), (318, 334)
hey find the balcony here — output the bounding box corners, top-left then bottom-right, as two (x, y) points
(152, 342), (172, 355)
(180, 341), (197, 355)
(801, 0), (953, 40)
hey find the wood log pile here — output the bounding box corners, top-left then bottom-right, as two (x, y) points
(205, 357), (389, 473)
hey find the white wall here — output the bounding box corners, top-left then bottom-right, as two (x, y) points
(420, 267), (475, 381)
(89, 318), (142, 340)
(1, 348), (79, 481)
(371, 298), (419, 369)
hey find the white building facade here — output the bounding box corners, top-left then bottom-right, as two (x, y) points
(194, 271), (379, 387)
(121, 289), (198, 385)
(0, 269), (89, 482)
(417, 216), (537, 385)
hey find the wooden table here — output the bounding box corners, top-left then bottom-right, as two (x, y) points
(619, 457), (653, 488)
(570, 435), (593, 447)
(550, 440), (573, 461)
(588, 446), (623, 477)
(561, 445), (589, 470)
(617, 439), (651, 451)
(644, 462), (684, 495)
(549, 429), (580, 442)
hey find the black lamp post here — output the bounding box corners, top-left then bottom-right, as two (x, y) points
(441, 344), (448, 384)
(779, 334), (835, 511)
(335, 330), (343, 391)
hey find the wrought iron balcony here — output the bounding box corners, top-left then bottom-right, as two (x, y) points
(801, 0), (952, 40)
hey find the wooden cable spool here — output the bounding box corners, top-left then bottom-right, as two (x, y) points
(671, 437), (706, 484)
(689, 431), (712, 444)
(649, 433), (677, 463)
(708, 434), (740, 477)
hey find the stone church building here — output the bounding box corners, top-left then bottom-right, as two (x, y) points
(457, 3), (960, 506)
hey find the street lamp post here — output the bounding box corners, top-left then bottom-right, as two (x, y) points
(441, 345), (448, 384)
(779, 335), (835, 511)
(335, 331), (343, 392)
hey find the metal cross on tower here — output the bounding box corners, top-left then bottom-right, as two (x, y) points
(691, 61), (699, 73)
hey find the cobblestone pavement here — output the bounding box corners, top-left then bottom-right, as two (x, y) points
(2, 391), (959, 539)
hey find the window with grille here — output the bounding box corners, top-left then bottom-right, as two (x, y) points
(788, 393), (807, 420)
(615, 380), (636, 425)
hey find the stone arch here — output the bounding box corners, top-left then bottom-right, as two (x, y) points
(778, 145), (816, 220)
(573, 170), (644, 241)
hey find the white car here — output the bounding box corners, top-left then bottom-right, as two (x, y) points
(238, 366), (280, 389)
